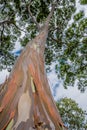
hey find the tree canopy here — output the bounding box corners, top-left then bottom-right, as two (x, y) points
(56, 97), (87, 129)
(0, 0), (87, 91)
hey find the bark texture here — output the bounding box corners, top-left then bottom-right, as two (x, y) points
(0, 2), (67, 130)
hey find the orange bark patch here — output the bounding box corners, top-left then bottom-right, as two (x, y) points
(10, 109), (16, 119)
(0, 73), (20, 110)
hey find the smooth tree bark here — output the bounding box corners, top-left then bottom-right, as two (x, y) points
(0, 2), (67, 130)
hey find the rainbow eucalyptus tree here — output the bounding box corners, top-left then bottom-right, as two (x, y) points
(0, 1), (67, 130)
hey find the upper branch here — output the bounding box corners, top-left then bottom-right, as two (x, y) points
(27, 0), (40, 31)
(45, 2), (57, 26)
(0, 25), (4, 46)
(0, 20), (26, 32)
(0, 20), (12, 26)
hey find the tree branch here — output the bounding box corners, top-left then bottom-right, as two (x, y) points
(27, 0), (40, 31)
(0, 20), (26, 33)
(49, 36), (63, 45)
(0, 20), (12, 26)
(0, 25), (4, 46)
(51, 37), (59, 43)
(45, 2), (57, 26)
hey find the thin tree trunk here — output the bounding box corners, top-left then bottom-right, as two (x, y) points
(0, 2), (67, 130)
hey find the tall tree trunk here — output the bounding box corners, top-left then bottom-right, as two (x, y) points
(0, 2), (67, 130)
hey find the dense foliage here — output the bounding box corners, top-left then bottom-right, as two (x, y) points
(80, 0), (87, 4)
(56, 98), (87, 129)
(0, 0), (87, 90)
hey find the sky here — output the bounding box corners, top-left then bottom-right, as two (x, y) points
(0, 0), (87, 113)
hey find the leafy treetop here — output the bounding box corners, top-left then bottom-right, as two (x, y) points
(56, 97), (87, 129)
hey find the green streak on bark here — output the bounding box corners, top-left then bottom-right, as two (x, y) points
(31, 77), (36, 93)
(6, 119), (14, 130)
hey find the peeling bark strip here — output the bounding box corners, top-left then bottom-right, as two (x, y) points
(0, 1), (67, 130)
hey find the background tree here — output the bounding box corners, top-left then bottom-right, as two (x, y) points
(0, 0), (87, 91)
(56, 97), (87, 130)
